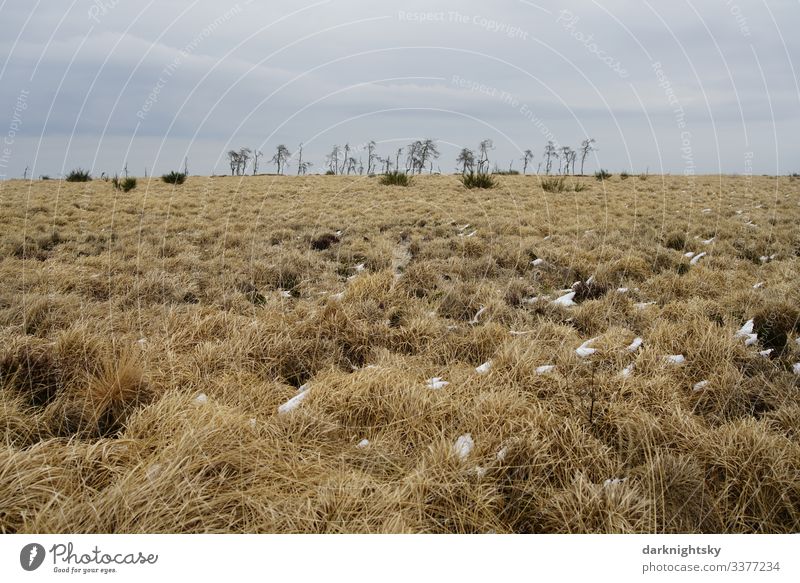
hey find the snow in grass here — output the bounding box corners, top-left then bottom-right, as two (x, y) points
(753, 281), (765, 289)
(627, 337), (643, 352)
(193, 393), (208, 405)
(617, 287), (629, 293)
(531, 258), (545, 266)
(603, 477), (627, 487)
(635, 301), (655, 310)
(734, 319), (758, 346)
(278, 390), (309, 414)
(665, 354), (686, 365)
(576, 337), (599, 358)
(249, 418), (257, 429)
(693, 380), (709, 392)
(684, 251), (695, 258)
(453, 434), (474, 460)
(690, 252), (707, 265)
(552, 291), (576, 307)
(469, 305), (487, 325)
(136, 338), (147, 347)
(793, 363), (800, 375)
(536, 364), (556, 375)
(426, 377), (449, 390)
(701, 237), (715, 244)
(356, 439), (370, 449)
(759, 349), (773, 358)
(620, 363), (635, 378)
(475, 361), (492, 374)
(496, 447), (508, 462)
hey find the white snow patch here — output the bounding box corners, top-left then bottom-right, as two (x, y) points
(627, 337), (643, 353)
(576, 337), (599, 358)
(617, 287), (629, 293)
(665, 354), (686, 365)
(603, 477), (627, 487)
(279, 289), (292, 298)
(620, 363), (634, 378)
(249, 418), (257, 429)
(536, 364), (556, 375)
(753, 281), (765, 289)
(496, 447), (508, 462)
(552, 291), (576, 307)
(193, 393), (208, 405)
(793, 363), (800, 375)
(735, 319), (754, 338)
(684, 251), (696, 258)
(690, 252), (707, 265)
(453, 434), (474, 460)
(759, 349), (773, 358)
(634, 302), (655, 310)
(531, 258), (545, 266)
(278, 390), (309, 414)
(475, 361), (492, 374)
(469, 305), (487, 324)
(693, 380), (709, 392)
(426, 377), (449, 390)
(701, 237), (715, 245)
(356, 439), (370, 449)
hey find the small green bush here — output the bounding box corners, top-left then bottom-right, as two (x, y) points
(112, 175), (137, 192)
(620, 171), (630, 180)
(540, 176), (566, 193)
(65, 169), (91, 182)
(594, 169), (612, 181)
(460, 172), (495, 189)
(380, 171), (411, 187)
(162, 171), (187, 185)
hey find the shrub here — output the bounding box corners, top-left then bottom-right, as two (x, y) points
(325, 170), (336, 175)
(573, 181), (587, 192)
(494, 169), (519, 175)
(162, 171), (187, 185)
(111, 176), (137, 192)
(460, 172), (495, 189)
(40, 175), (50, 181)
(663, 231), (686, 251)
(540, 176), (566, 193)
(620, 171), (630, 180)
(65, 169), (91, 182)
(639, 171), (649, 181)
(379, 171), (411, 187)
(594, 169), (612, 181)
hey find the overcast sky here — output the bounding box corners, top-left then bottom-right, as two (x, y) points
(1, 0), (798, 178)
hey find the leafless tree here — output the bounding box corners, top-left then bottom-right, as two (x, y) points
(271, 144), (290, 175)
(543, 141), (557, 175)
(579, 138), (596, 175)
(346, 157), (357, 175)
(456, 148), (475, 174)
(252, 149), (263, 175)
(521, 150), (533, 174)
(296, 143), (304, 175)
(477, 139), (493, 174)
(340, 143), (350, 174)
(326, 145), (341, 174)
(559, 146), (574, 175)
(227, 150), (240, 176)
(395, 148), (402, 172)
(367, 141), (377, 175)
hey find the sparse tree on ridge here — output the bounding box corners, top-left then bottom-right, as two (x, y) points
(579, 138), (596, 175)
(395, 148), (403, 172)
(327, 145), (341, 175)
(340, 144), (350, 174)
(560, 146), (574, 175)
(457, 148), (475, 174)
(227, 150), (240, 176)
(544, 141), (557, 175)
(521, 149), (533, 175)
(367, 141), (377, 175)
(252, 149), (263, 175)
(271, 144), (290, 175)
(477, 139), (493, 174)
(238, 147), (252, 175)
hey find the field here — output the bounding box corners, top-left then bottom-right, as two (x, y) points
(1, 173), (799, 533)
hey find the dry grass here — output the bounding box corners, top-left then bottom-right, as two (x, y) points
(1, 174), (799, 533)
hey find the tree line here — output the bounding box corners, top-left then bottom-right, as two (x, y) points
(225, 138), (597, 176)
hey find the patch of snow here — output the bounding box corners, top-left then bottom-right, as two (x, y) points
(536, 364), (556, 375)
(735, 319), (754, 338)
(330, 292), (344, 301)
(496, 447), (508, 462)
(620, 363), (634, 378)
(576, 337), (599, 358)
(759, 349), (773, 358)
(357, 439), (370, 449)
(453, 434), (474, 460)
(684, 251), (696, 258)
(552, 291), (576, 307)
(278, 390), (309, 414)
(354, 263), (365, 272)
(701, 237), (715, 245)
(249, 418), (257, 429)
(665, 354), (686, 365)
(627, 337), (643, 353)
(603, 477), (627, 487)
(793, 363), (800, 375)
(617, 287), (629, 293)
(702, 208), (712, 213)
(469, 305), (487, 324)
(193, 393), (208, 405)
(426, 377), (449, 390)
(279, 289), (292, 298)
(634, 302), (655, 310)
(473, 466), (487, 478)
(146, 463), (162, 481)
(693, 380), (709, 392)
(690, 252), (707, 265)
(475, 361), (492, 374)
(753, 281), (765, 289)
(531, 258), (545, 266)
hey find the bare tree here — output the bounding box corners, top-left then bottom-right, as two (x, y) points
(543, 141), (557, 175)
(238, 147), (252, 175)
(346, 157), (357, 175)
(579, 138), (596, 175)
(297, 143), (304, 175)
(252, 149), (263, 175)
(456, 148), (475, 174)
(326, 145), (340, 174)
(395, 148), (402, 172)
(559, 146), (574, 175)
(477, 139), (493, 174)
(227, 150), (240, 176)
(406, 141), (420, 173)
(521, 150), (533, 175)
(367, 141), (377, 175)
(340, 143), (350, 174)
(271, 144), (290, 175)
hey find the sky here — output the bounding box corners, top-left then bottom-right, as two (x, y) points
(0, 0), (798, 178)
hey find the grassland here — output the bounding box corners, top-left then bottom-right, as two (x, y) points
(1, 173), (799, 533)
